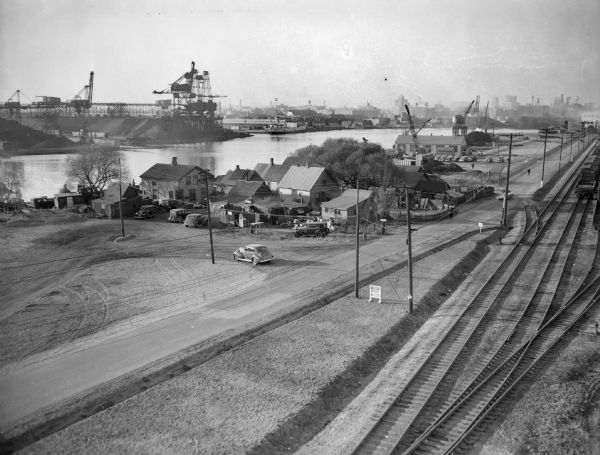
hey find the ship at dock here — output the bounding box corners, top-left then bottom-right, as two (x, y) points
(267, 119), (308, 135)
(0, 62), (247, 149)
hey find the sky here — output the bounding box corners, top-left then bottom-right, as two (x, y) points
(1, 0), (599, 110)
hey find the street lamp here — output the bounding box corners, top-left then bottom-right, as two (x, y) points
(405, 187), (414, 314)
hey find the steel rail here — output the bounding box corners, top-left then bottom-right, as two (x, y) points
(400, 198), (597, 454)
(350, 156), (587, 454)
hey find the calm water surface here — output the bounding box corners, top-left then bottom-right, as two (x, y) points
(1, 127), (528, 200)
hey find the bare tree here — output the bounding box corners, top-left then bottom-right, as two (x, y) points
(0, 163), (24, 205)
(65, 149), (125, 198)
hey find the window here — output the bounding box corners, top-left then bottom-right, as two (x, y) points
(334, 209), (341, 215)
(152, 180), (157, 186)
(186, 176), (191, 185)
(323, 207), (329, 213)
(169, 191), (174, 199)
(193, 175), (198, 184)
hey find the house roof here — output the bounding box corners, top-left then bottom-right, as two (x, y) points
(227, 180), (271, 200)
(321, 189), (373, 210)
(278, 166), (330, 191)
(254, 162), (290, 183)
(140, 163), (202, 181)
(394, 135), (467, 146)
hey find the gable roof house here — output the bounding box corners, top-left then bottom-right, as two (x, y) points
(139, 157), (209, 204)
(225, 180), (272, 205)
(91, 182), (142, 218)
(321, 189), (374, 225)
(254, 158), (290, 192)
(214, 165), (264, 195)
(277, 165), (339, 209)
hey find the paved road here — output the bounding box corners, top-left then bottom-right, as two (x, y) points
(0, 207), (505, 435)
(1, 136), (596, 436)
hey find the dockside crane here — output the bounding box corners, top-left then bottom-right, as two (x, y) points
(153, 61), (226, 119)
(452, 99), (475, 136)
(69, 71), (94, 113)
(3, 90), (30, 123)
(404, 104), (431, 154)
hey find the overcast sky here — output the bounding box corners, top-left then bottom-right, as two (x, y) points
(1, 0), (599, 109)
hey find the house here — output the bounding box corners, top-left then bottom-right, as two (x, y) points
(91, 182), (142, 218)
(254, 158), (290, 192)
(139, 157), (209, 204)
(321, 189), (374, 225)
(54, 192), (85, 209)
(225, 180), (272, 205)
(214, 165), (263, 195)
(394, 135), (468, 157)
(277, 165), (339, 209)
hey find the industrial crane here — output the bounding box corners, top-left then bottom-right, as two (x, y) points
(452, 99), (475, 136)
(404, 104), (431, 154)
(153, 61), (226, 118)
(69, 71), (94, 113)
(4, 90), (29, 122)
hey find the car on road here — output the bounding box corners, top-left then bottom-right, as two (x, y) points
(293, 221), (330, 238)
(134, 205), (155, 219)
(497, 191), (513, 200)
(168, 208), (191, 223)
(232, 244), (274, 265)
(183, 213), (208, 228)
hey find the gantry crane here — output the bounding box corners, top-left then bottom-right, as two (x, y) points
(452, 99), (475, 136)
(4, 90), (28, 122)
(153, 61), (226, 119)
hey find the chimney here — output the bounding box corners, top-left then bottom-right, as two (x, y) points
(236, 164), (240, 170)
(172, 157), (177, 166)
(270, 157), (274, 165)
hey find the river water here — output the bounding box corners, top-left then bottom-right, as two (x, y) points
(1, 127), (528, 201)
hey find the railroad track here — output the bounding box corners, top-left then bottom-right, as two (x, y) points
(350, 149), (598, 454)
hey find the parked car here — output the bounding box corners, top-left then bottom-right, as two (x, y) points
(134, 205), (155, 219)
(232, 244), (274, 265)
(160, 199), (178, 210)
(183, 213), (208, 228)
(193, 202), (207, 209)
(293, 221), (330, 238)
(168, 208), (191, 223)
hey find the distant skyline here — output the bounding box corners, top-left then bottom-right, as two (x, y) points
(1, 0), (599, 109)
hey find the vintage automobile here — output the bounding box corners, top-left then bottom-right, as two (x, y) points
(497, 190), (513, 200)
(134, 205), (155, 219)
(183, 213), (208, 228)
(168, 208), (191, 223)
(292, 221), (330, 238)
(232, 244), (274, 265)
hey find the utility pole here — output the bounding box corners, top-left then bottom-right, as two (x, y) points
(540, 128), (548, 188)
(118, 158), (125, 238)
(501, 134), (513, 227)
(558, 129), (564, 173)
(355, 179), (360, 298)
(405, 187), (413, 314)
(569, 132), (574, 162)
(204, 171), (215, 264)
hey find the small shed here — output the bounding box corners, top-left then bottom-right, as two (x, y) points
(320, 189), (374, 224)
(54, 192), (85, 209)
(91, 182), (142, 218)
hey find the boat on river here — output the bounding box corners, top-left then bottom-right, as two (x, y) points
(267, 121), (308, 135)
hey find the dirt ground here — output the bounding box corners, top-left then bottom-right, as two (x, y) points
(2, 144), (600, 454)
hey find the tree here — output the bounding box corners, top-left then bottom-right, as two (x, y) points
(65, 149), (125, 199)
(0, 162), (24, 204)
(291, 138), (404, 188)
